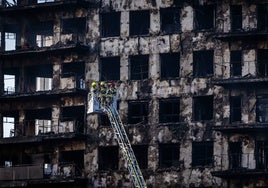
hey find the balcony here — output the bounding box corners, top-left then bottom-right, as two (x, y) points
(0, 0), (92, 15)
(0, 163), (86, 185)
(0, 119), (85, 144)
(212, 153), (268, 179)
(212, 60), (268, 87)
(213, 123), (268, 134)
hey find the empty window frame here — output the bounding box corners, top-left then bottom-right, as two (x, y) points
(62, 17), (86, 34)
(36, 77), (52, 91)
(130, 55), (149, 80)
(129, 10), (150, 36)
(128, 101), (149, 124)
(61, 106), (85, 133)
(5, 32), (16, 51)
(25, 108), (51, 136)
(59, 150), (84, 176)
(194, 5), (215, 30)
(256, 141), (268, 169)
(3, 116), (15, 138)
(33, 21), (54, 47)
(230, 5), (242, 32)
(230, 51), (242, 77)
(256, 97), (268, 123)
(98, 146), (118, 171)
(100, 57), (120, 81)
(192, 142), (213, 167)
(101, 12), (120, 37)
(230, 96), (241, 123)
(62, 62), (85, 88)
(160, 53), (180, 79)
(193, 50), (214, 77)
(99, 113), (111, 127)
(193, 95), (213, 121)
(257, 49), (268, 77)
(160, 8), (180, 34)
(159, 98), (180, 123)
(4, 74), (15, 94)
(132, 145), (148, 169)
(159, 143), (180, 168)
(229, 142), (242, 169)
(257, 4), (268, 31)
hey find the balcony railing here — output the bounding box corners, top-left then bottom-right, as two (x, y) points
(212, 153), (268, 178)
(0, 162), (83, 181)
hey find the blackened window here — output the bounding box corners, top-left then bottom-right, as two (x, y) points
(230, 51), (242, 77)
(62, 17), (86, 34)
(101, 12), (120, 37)
(256, 97), (268, 123)
(257, 4), (268, 31)
(257, 49), (268, 77)
(160, 8), (180, 34)
(194, 5), (214, 30)
(256, 141), (268, 169)
(230, 5), (242, 32)
(130, 55), (149, 80)
(229, 142), (242, 169)
(98, 146), (118, 171)
(129, 10), (150, 36)
(159, 143), (180, 168)
(99, 113), (111, 127)
(193, 50), (214, 77)
(230, 96), (241, 123)
(128, 101), (148, 124)
(62, 62), (85, 78)
(192, 142), (213, 167)
(159, 98), (180, 123)
(132, 145), (148, 169)
(100, 57), (120, 81)
(160, 53), (180, 79)
(193, 95), (213, 121)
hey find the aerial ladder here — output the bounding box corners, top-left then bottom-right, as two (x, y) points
(87, 81), (147, 188)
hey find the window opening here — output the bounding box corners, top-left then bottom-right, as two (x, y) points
(230, 96), (241, 123)
(192, 141), (213, 167)
(160, 8), (180, 34)
(193, 95), (213, 121)
(5, 33), (16, 51)
(4, 74), (15, 94)
(100, 57), (120, 81)
(159, 98), (180, 123)
(101, 12), (120, 37)
(257, 49), (268, 77)
(62, 62), (85, 88)
(257, 97), (268, 123)
(132, 145), (148, 169)
(229, 142), (242, 169)
(230, 5), (242, 32)
(128, 101), (148, 124)
(230, 51), (242, 77)
(25, 108), (51, 136)
(60, 150), (84, 176)
(257, 4), (268, 31)
(36, 77), (52, 91)
(99, 113), (111, 127)
(3, 117), (15, 138)
(62, 17), (86, 34)
(256, 141), (268, 169)
(130, 55), (149, 80)
(160, 53), (180, 79)
(193, 50), (214, 77)
(35, 119), (51, 135)
(194, 5), (214, 30)
(159, 143), (180, 168)
(61, 106), (84, 133)
(129, 10), (150, 36)
(98, 146), (118, 171)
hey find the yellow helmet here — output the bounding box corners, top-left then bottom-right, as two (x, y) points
(100, 81), (105, 86)
(91, 81), (97, 87)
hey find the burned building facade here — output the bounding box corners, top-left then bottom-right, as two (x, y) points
(0, 0), (267, 187)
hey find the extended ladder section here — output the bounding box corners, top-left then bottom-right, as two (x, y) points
(87, 82), (147, 188)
